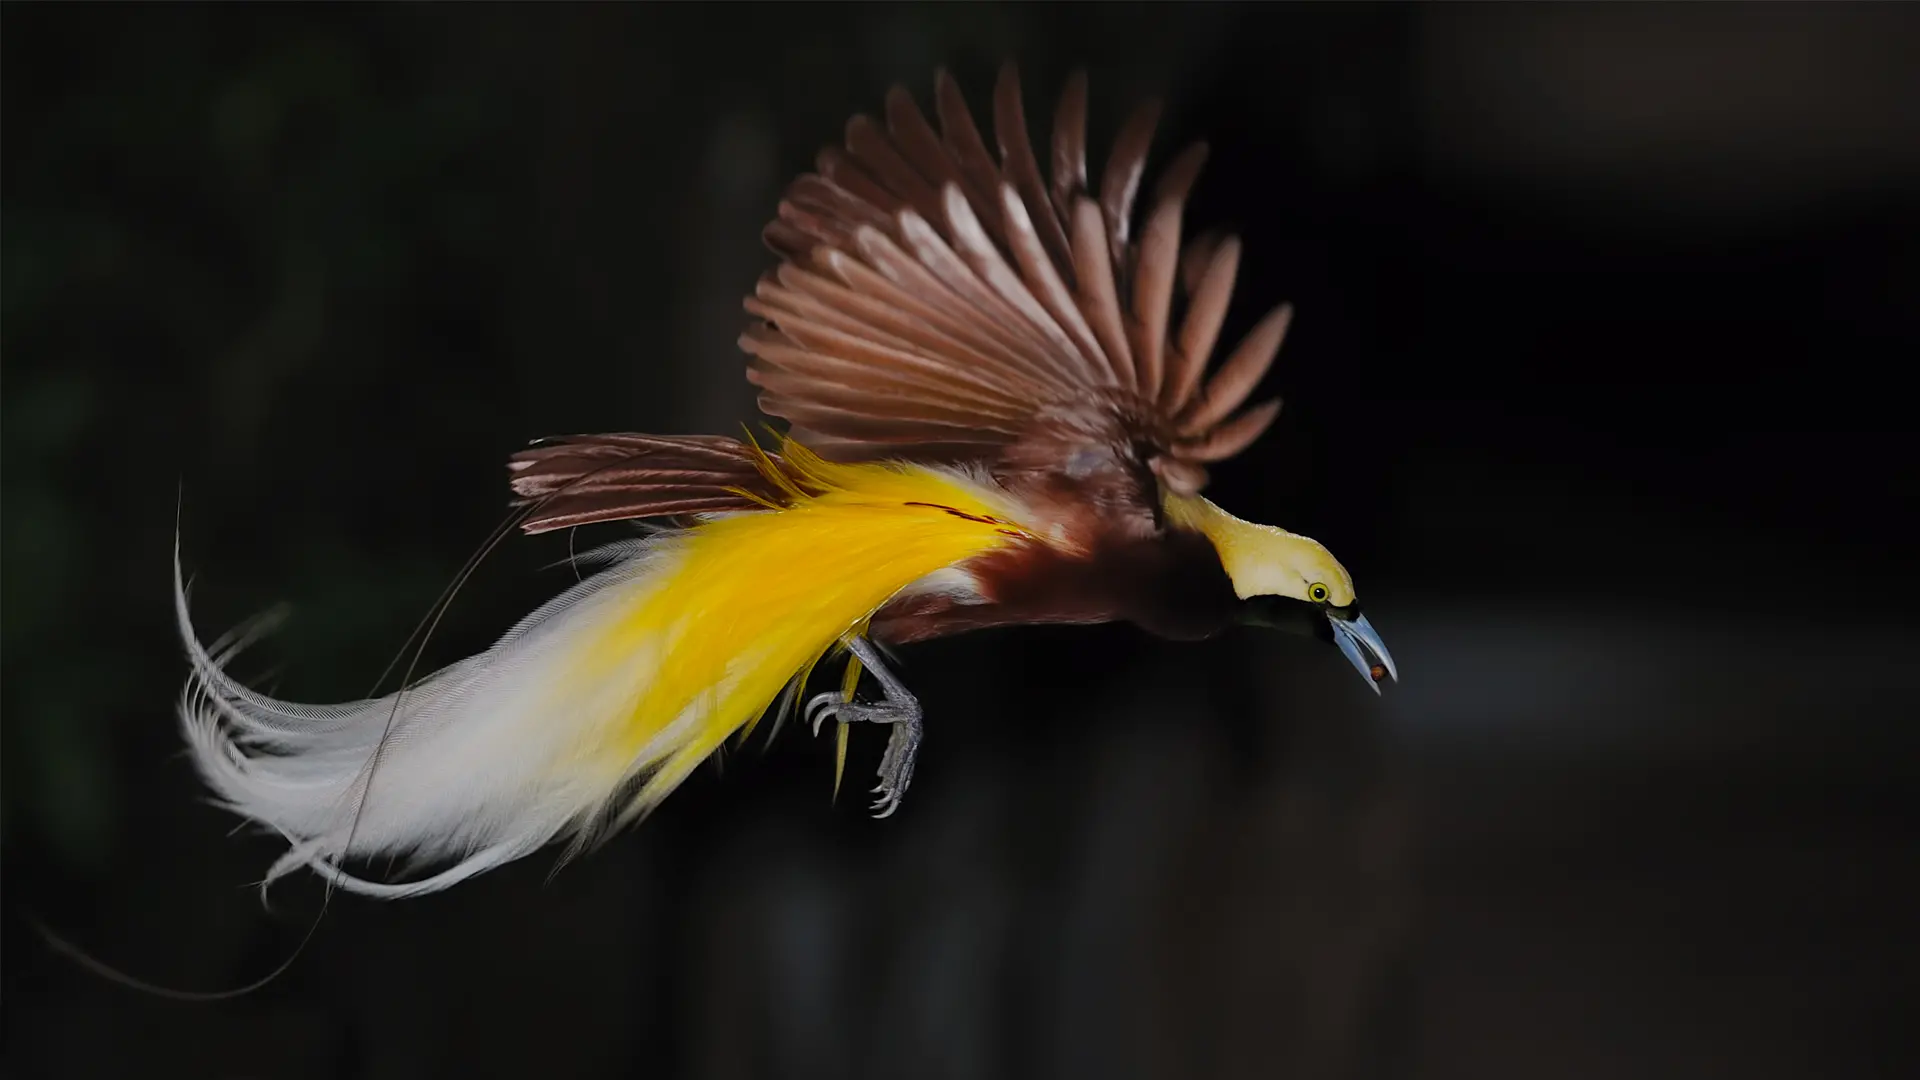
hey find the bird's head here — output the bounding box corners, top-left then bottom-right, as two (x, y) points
(1163, 492), (1398, 694)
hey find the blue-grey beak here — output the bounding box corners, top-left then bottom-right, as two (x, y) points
(1328, 611), (1398, 694)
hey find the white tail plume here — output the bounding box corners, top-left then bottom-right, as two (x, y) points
(174, 537), (681, 899)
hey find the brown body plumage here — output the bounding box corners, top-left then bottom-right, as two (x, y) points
(507, 63), (1296, 653)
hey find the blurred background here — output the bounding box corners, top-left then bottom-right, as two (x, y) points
(4, 4), (1915, 1078)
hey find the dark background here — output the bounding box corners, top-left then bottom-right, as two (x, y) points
(4, 4), (1915, 1078)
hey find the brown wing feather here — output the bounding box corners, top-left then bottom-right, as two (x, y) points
(1165, 235), (1240, 411)
(992, 66), (1074, 271)
(1129, 185), (1181, 401)
(1069, 195), (1136, 389)
(1177, 302), (1291, 435)
(1049, 70), (1090, 227)
(1099, 96), (1163, 274)
(813, 147), (900, 218)
(844, 114), (946, 227)
(933, 70), (1009, 230)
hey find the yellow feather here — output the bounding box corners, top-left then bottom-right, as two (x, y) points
(839, 653), (865, 700)
(564, 438), (1037, 825)
(833, 722), (850, 803)
(833, 653), (863, 802)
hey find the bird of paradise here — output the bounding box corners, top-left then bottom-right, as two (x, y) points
(175, 63), (1397, 900)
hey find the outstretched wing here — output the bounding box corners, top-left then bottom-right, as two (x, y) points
(506, 434), (789, 534)
(743, 62), (1292, 510)
(505, 64), (1291, 539)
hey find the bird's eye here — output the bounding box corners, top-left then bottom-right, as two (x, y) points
(1308, 582), (1330, 603)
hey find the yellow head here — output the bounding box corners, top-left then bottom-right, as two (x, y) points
(1163, 491), (1398, 693)
(1162, 492), (1354, 607)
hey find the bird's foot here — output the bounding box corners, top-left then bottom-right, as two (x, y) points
(804, 695), (921, 818)
(803, 636), (922, 818)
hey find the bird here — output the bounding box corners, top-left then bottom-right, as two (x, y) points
(173, 61), (1397, 901)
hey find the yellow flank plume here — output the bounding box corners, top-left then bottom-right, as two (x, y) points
(570, 439), (1039, 820)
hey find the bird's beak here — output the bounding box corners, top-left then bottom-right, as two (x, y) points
(1327, 610), (1398, 694)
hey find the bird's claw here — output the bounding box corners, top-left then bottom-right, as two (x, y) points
(804, 690), (841, 736)
(803, 636), (923, 818)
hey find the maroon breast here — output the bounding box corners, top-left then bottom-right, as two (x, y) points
(871, 526), (1238, 646)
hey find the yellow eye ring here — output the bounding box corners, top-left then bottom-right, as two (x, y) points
(1308, 582), (1330, 603)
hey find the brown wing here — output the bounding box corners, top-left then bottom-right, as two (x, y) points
(505, 434), (790, 534)
(742, 62), (1293, 512)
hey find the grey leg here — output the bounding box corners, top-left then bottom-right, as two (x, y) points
(804, 636), (923, 818)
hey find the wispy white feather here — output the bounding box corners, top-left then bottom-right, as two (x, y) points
(174, 536), (682, 899)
